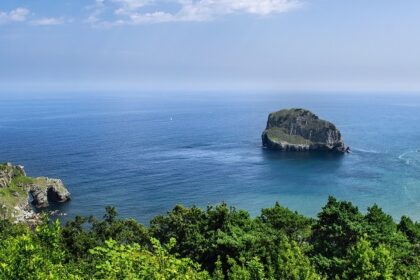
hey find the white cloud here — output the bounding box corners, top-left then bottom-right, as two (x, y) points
(86, 0), (107, 23)
(31, 17), (66, 26)
(130, 11), (175, 23)
(0, 8), (30, 24)
(113, 0), (152, 13)
(179, 0), (301, 20)
(88, 0), (302, 26)
(0, 7), (66, 26)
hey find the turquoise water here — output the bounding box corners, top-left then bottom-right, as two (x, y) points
(0, 92), (419, 222)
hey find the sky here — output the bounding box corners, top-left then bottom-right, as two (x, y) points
(1, 0), (420, 93)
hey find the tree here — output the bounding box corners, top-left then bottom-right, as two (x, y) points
(258, 202), (313, 242)
(0, 220), (70, 279)
(311, 196), (365, 277)
(275, 237), (321, 280)
(62, 207), (149, 259)
(342, 238), (393, 280)
(212, 257), (225, 280)
(227, 257), (266, 280)
(88, 238), (209, 280)
(150, 203), (257, 273)
(364, 204), (397, 245)
(398, 216), (420, 244)
(0, 199), (418, 279)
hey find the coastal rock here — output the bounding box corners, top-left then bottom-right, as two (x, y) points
(0, 162), (70, 223)
(262, 108), (347, 153)
(30, 178), (71, 208)
(30, 188), (49, 208)
(0, 163), (26, 188)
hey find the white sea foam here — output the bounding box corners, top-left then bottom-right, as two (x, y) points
(165, 148), (262, 165)
(352, 147), (381, 154)
(398, 150), (420, 168)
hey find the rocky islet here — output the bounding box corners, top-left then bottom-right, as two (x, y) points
(262, 108), (348, 153)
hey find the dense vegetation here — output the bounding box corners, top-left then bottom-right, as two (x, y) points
(0, 197), (419, 279)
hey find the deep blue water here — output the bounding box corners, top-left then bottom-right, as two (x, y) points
(0, 92), (419, 223)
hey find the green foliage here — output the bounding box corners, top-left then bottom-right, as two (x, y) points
(0, 197), (418, 279)
(0, 175), (32, 220)
(150, 203), (261, 273)
(0, 219), (28, 241)
(212, 257), (225, 280)
(342, 238), (394, 280)
(62, 206), (149, 259)
(10, 175), (34, 187)
(275, 237), (322, 280)
(0, 219), (69, 280)
(266, 127), (312, 145)
(363, 205), (416, 279)
(88, 238), (209, 279)
(310, 196), (365, 277)
(259, 202), (313, 242)
(312, 196), (365, 258)
(227, 257), (266, 280)
(398, 216), (420, 244)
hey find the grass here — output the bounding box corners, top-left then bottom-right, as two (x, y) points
(267, 109), (336, 132)
(9, 176), (34, 188)
(0, 175), (34, 220)
(266, 127), (312, 145)
(0, 186), (28, 220)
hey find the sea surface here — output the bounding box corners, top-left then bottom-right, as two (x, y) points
(0, 92), (419, 223)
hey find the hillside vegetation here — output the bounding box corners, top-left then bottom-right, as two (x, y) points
(0, 197), (419, 279)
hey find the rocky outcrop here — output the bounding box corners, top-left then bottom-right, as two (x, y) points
(0, 162), (70, 223)
(0, 163), (25, 188)
(262, 108), (348, 153)
(30, 178), (71, 208)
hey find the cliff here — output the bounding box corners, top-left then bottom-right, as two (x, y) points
(262, 108), (348, 152)
(0, 162), (70, 224)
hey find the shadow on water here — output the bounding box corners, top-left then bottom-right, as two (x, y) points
(257, 148), (348, 196)
(260, 148), (347, 177)
(31, 195), (72, 219)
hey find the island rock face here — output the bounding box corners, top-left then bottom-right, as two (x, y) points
(0, 162), (70, 224)
(262, 108), (347, 152)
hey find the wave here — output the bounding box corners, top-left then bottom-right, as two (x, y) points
(398, 150), (420, 168)
(351, 147), (381, 154)
(163, 148), (262, 165)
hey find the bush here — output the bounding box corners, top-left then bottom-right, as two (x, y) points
(0, 197), (418, 279)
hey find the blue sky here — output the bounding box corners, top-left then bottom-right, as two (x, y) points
(1, 0), (420, 92)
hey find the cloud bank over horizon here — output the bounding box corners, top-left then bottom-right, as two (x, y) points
(87, 0), (302, 26)
(0, 7), (67, 26)
(0, 0), (302, 27)
(1, 0), (420, 93)
(0, 8), (30, 24)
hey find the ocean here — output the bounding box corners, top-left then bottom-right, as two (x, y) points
(0, 92), (419, 223)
